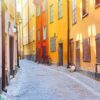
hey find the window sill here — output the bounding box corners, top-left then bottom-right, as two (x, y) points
(58, 16), (63, 20)
(82, 13), (88, 19)
(50, 21), (54, 24)
(95, 3), (100, 9)
(72, 22), (77, 26)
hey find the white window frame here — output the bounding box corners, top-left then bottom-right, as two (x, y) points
(36, 5), (40, 16)
(72, 0), (76, 25)
(50, 5), (54, 23)
(43, 26), (47, 40)
(58, 0), (63, 19)
(42, 0), (46, 11)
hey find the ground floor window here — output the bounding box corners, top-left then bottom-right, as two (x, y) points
(83, 38), (91, 62)
(50, 37), (56, 52)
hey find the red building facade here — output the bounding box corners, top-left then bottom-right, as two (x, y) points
(35, 0), (48, 63)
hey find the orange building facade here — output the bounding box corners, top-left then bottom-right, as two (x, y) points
(35, 0), (48, 63)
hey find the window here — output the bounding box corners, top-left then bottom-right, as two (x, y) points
(50, 5), (54, 23)
(50, 37), (56, 52)
(82, 0), (88, 17)
(72, 0), (76, 24)
(42, 0), (46, 11)
(83, 38), (91, 62)
(36, 5), (40, 16)
(43, 26), (47, 40)
(37, 30), (40, 41)
(95, 0), (100, 7)
(58, 0), (63, 19)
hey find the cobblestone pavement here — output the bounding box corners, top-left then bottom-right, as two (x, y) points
(2, 60), (100, 100)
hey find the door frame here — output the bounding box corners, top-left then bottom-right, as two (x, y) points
(9, 36), (14, 75)
(69, 39), (74, 65)
(76, 40), (80, 70)
(58, 43), (63, 66)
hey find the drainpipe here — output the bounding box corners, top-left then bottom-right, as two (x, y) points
(21, 0), (24, 59)
(28, 0), (30, 43)
(15, 0), (20, 68)
(67, 0), (70, 68)
(1, 0), (7, 92)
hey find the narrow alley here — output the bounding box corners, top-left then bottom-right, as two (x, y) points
(2, 60), (100, 100)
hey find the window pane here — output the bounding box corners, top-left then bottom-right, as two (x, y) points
(50, 5), (54, 22)
(82, 0), (88, 16)
(43, 26), (47, 40)
(72, 0), (76, 24)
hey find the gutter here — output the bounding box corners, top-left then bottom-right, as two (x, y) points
(67, 0), (70, 68)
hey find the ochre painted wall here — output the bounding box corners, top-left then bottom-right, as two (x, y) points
(48, 0), (68, 65)
(23, 0), (36, 57)
(69, 0), (100, 72)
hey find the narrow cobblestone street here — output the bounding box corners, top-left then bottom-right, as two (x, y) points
(2, 60), (100, 100)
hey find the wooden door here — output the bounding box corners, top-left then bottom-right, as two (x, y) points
(70, 39), (74, 65)
(58, 43), (63, 66)
(96, 34), (100, 63)
(76, 41), (80, 70)
(9, 36), (14, 75)
(42, 46), (46, 58)
(37, 48), (40, 62)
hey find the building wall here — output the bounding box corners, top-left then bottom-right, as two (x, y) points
(48, 0), (68, 65)
(69, 0), (100, 74)
(36, 0), (49, 62)
(23, 0), (36, 61)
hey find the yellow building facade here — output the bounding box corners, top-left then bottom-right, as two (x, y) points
(69, 0), (100, 77)
(23, 0), (36, 61)
(48, 0), (68, 66)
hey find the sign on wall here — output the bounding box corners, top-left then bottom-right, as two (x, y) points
(50, 37), (56, 52)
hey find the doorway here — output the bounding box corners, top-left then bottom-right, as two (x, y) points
(96, 34), (100, 63)
(70, 39), (74, 65)
(76, 41), (80, 70)
(58, 43), (63, 66)
(9, 36), (14, 75)
(37, 48), (40, 62)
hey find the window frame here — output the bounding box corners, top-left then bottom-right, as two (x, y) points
(58, 0), (63, 19)
(82, 0), (88, 18)
(43, 26), (47, 40)
(95, 0), (100, 8)
(72, 0), (77, 25)
(42, 0), (46, 12)
(50, 4), (54, 23)
(83, 38), (91, 62)
(36, 5), (40, 17)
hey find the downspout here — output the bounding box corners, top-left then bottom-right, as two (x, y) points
(1, 0), (6, 92)
(21, 0), (24, 58)
(67, 0), (70, 68)
(28, 0), (30, 43)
